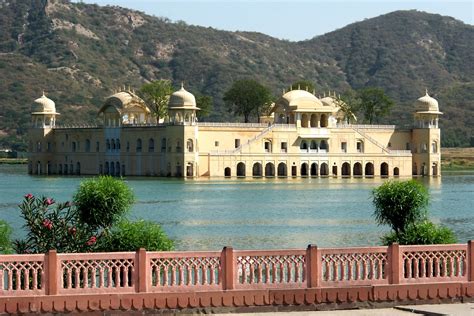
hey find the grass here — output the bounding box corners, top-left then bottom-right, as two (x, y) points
(0, 158), (27, 165)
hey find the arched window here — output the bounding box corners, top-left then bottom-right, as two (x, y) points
(310, 140), (317, 150)
(320, 140), (328, 152)
(96, 141), (100, 152)
(300, 141), (308, 150)
(148, 138), (155, 152)
(106, 139), (110, 151)
(311, 163), (318, 176)
(111, 139), (115, 150)
(237, 162), (246, 177)
(76, 162), (81, 175)
(301, 163), (308, 176)
(393, 167), (400, 177)
(320, 163), (329, 176)
(224, 167), (231, 177)
(116, 162), (121, 176)
(365, 162), (374, 177)
(116, 139), (120, 150)
(72, 142), (76, 152)
(310, 114), (317, 127)
(176, 139), (182, 152)
(265, 162), (275, 177)
(136, 139), (142, 152)
(277, 163), (287, 177)
(105, 162), (109, 175)
(353, 162), (362, 177)
(161, 138), (167, 152)
(110, 161), (115, 176)
(342, 162), (351, 177)
(252, 163), (262, 177)
(187, 139), (194, 152)
(432, 141), (438, 153)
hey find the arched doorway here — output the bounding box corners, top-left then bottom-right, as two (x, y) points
(320, 163), (329, 176)
(278, 163), (287, 177)
(353, 162), (362, 177)
(365, 163), (374, 177)
(332, 165), (338, 176)
(310, 114), (317, 127)
(121, 164), (125, 177)
(300, 141), (308, 150)
(104, 162), (109, 175)
(76, 162), (81, 175)
(413, 163), (418, 176)
(320, 114), (328, 127)
(319, 140), (328, 152)
(381, 162), (389, 177)
(116, 162), (120, 177)
(110, 162), (115, 176)
(310, 163), (318, 177)
(252, 163), (262, 177)
(291, 165), (297, 177)
(341, 162), (351, 177)
(237, 162), (246, 177)
(186, 163), (193, 177)
(393, 167), (400, 177)
(301, 163), (308, 177)
(224, 167), (231, 177)
(432, 163), (438, 176)
(265, 163), (275, 177)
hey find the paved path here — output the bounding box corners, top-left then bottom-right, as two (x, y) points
(215, 303), (474, 315)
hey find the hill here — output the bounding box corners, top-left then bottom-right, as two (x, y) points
(0, 0), (472, 150)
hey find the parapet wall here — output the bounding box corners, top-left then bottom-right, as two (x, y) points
(0, 243), (473, 314)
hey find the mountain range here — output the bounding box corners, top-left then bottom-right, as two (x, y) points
(0, 0), (473, 150)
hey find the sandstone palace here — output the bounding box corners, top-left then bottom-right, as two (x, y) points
(28, 85), (442, 178)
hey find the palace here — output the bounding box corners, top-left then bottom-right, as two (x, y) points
(28, 85), (442, 178)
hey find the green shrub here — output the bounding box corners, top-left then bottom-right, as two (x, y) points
(381, 221), (457, 245)
(373, 180), (429, 236)
(0, 220), (13, 254)
(97, 220), (174, 252)
(73, 176), (134, 229)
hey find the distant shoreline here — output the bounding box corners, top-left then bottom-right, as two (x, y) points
(0, 158), (27, 165)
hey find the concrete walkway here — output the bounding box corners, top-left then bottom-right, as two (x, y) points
(214, 303), (474, 315)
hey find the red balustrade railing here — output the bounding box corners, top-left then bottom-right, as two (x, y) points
(0, 242), (473, 297)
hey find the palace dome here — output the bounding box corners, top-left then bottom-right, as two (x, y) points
(415, 92), (441, 113)
(168, 85), (198, 109)
(32, 93), (58, 114)
(279, 89), (323, 110)
(321, 96), (336, 107)
(99, 90), (150, 114)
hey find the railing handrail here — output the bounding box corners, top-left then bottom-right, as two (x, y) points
(0, 242), (472, 298)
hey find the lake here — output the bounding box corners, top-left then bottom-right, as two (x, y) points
(1, 164), (473, 250)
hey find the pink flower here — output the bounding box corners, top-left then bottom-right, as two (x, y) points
(42, 219), (53, 230)
(25, 193), (33, 200)
(45, 198), (54, 206)
(86, 236), (97, 246)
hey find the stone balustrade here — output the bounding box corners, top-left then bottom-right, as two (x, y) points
(0, 242), (473, 313)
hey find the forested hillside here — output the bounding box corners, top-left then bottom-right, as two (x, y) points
(0, 0), (472, 150)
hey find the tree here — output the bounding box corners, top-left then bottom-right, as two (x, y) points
(73, 176), (134, 230)
(223, 79), (273, 123)
(290, 80), (315, 92)
(372, 180), (456, 245)
(138, 80), (173, 122)
(195, 94), (213, 120)
(334, 92), (359, 124)
(0, 220), (13, 254)
(357, 87), (394, 124)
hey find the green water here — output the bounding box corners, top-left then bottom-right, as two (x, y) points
(1, 165), (473, 250)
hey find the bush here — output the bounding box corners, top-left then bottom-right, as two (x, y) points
(97, 220), (174, 252)
(14, 195), (97, 254)
(381, 221), (457, 245)
(73, 176), (134, 229)
(373, 180), (429, 236)
(0, 220), (13, 254)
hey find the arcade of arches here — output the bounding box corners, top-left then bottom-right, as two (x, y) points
(225, 161), (397, 178)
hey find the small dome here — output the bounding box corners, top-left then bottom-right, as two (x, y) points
(32, 93), (57, 114)
(169, 85), (197, 109)
(99, 90), (150, 114)
(321, 96), (336, 107)
(416, 91), (440, 113)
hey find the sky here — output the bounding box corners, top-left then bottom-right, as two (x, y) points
(73, 0), (473, 41)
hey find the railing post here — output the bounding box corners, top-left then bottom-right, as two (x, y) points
(468, 240), (474, 282)
(46, 249), (58, 295)
(136, 248), (149, 292)
(306, 244), (320, 288)
(221, 247), (234, 290)
(388, 243), (400, 284)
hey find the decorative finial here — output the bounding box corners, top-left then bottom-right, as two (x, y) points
(425, 88), (429, 96)
(298, 84), (301, 90)
(42, 90), (46, 97)
(323, 92), (326, 97)
(312, 89), (315, 95)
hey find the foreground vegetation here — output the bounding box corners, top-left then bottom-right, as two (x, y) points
(372, 180), (456, 245)
(4, 176), (173, 254)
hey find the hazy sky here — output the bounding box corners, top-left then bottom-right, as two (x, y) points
(74, 0), (473, 41)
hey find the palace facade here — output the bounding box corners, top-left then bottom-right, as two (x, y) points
(28, 85), (442, 178)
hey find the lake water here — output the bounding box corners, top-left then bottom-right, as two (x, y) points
(1, 164), (473, 251)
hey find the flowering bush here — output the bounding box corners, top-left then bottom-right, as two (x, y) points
(14, 194), (98, 254)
